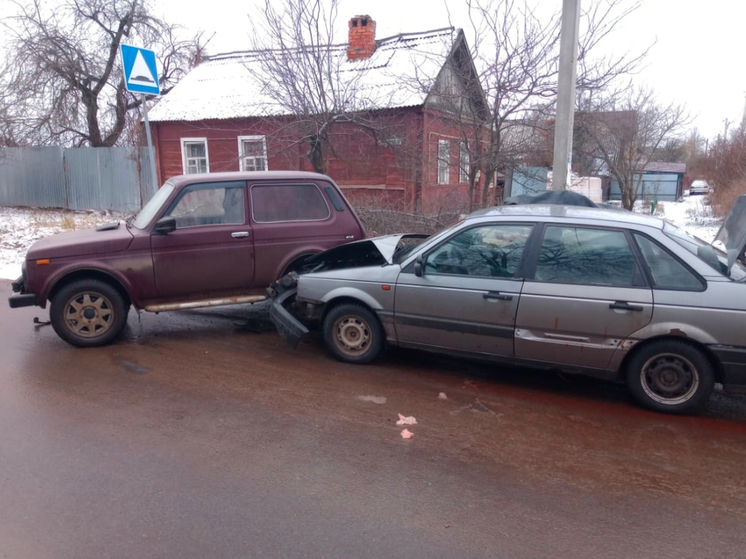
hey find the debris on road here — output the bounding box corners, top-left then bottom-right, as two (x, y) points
(358, 395), (387, 405)
(400, 428), (414, 439)
(438, 392), (448, 400)
(396, 413), (417, 425)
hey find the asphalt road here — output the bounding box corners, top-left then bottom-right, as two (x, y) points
(2, 279), (746, 559)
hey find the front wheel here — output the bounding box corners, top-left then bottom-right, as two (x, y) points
(625, 340), (715, 414)
(50, 279), (129, 347)
(322, 303), (384, 364)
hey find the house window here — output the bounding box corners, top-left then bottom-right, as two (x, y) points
(181, 138), (209, 174)
(238, 135), (268, 172)
(437, 139), (450, 185)
(459, 142), (470, 183)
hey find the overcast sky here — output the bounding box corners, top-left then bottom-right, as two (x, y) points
(156, 0), (744, 139)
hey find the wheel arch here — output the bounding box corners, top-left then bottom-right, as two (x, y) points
(280, 251), (319, 277)
(617, 335), (725, 384)
(48, 268), (134, 309)
(320, 295), (378, 322)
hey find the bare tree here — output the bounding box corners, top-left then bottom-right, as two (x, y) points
(652, 138), (685, 163)
(449, 0), (648, 208)
(244, 0), (376, 174)
(0, 0), (207, 147)
(579, 86), (689, 210)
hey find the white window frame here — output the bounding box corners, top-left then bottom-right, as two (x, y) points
(437, 139), (450, 185)
(237, 135), (268, 172)
(459, 142), (470, 184)
(180, 137), (210, 174)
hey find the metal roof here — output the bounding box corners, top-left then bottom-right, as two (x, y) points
(644, 162), (686, 174)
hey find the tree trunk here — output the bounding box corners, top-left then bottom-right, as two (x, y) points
(308, 134), (325, 174)
(481, 163), (495, 208)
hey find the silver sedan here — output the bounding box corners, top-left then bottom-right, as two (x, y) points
(271, 203), (746, 414)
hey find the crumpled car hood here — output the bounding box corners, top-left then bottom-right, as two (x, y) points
(300, 234), (428, 273)
(713, 195), (746, 271)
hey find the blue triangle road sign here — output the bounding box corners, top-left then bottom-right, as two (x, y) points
(120, 44), (160, 96)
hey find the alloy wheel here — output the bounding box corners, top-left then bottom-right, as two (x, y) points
(64, 291), (115, 338)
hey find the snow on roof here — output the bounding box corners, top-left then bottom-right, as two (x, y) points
(149, 28), (458, 122)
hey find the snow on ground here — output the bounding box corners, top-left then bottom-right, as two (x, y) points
(653, 195), (722, 242)
(0, 207), (125, 280)
(607, 195), (722, 242)
(0, 195), (726, 281)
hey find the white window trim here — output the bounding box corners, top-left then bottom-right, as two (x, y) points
(437, 139), (450, 185)
(180, 137), (210, 174)
(459, 142), (469, 184)
(237, 135), (268, 172)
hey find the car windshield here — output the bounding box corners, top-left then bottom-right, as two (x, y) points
(393, 219), (466, 264)
(392, 236), (430, 263)
(663, 222), (746, 281)
(132, 183), (175, 229)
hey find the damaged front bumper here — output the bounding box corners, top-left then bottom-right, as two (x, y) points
(269, 287), (310, 349)
(8, 266), (38, 309)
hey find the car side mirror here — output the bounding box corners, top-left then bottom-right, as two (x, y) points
(414, 255), (424, 277)
(153, 215), (176, 234)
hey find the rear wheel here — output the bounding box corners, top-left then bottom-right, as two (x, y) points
(625, 340), (714, 414)
(50, 279), (129, 347)
(322, 303), (384, 364)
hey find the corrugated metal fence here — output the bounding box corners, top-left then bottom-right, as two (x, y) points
(0, 147), (157, 212)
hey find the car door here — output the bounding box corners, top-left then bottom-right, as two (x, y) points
(394, 223), (535, 357)
(514, 224), (653, 371)
(249, 181), (360, 286)
(151, 180), (254, 298)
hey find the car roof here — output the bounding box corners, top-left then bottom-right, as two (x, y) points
(467, 204), (665, 229)
(167, 171), (332, 187)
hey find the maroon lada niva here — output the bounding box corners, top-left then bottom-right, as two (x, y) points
(9, 171), (365, 347)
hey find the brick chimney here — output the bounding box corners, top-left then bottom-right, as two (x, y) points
(347, 15), (376, 61)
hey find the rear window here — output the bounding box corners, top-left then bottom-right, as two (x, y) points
(633, 234), (705, 290)
(251, 184), (330, 223)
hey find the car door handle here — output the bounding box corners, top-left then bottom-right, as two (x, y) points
(483, 291), (513, 301)
(231, 231), (250, 238)
(609, 301), (644, 312)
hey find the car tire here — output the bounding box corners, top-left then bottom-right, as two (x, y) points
(50, 279), (129, 348)
(322, 303), (384, 364)
(625, 340), (715, 414)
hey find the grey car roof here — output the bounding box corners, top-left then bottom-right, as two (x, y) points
(467, 204), (665, 229)
(167, 171), (332, 187)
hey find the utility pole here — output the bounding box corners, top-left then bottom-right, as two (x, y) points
(551, 0), (582, 190)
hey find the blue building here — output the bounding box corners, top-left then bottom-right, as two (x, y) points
(608, 162), (686, 202)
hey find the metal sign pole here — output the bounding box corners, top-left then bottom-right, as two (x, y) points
(141, 93), (159, 191)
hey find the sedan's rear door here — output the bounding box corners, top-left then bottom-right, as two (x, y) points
(514, 224), (653, 371)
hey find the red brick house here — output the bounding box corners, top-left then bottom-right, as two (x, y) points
(148, 16), (487, 211)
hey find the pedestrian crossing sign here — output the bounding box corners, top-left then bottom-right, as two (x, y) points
(120, 44), (160, 96)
